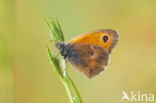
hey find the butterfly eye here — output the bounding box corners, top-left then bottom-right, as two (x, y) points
(103, 36), (108, 42)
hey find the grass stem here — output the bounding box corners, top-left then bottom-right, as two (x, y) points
(45, 18), (83, 103)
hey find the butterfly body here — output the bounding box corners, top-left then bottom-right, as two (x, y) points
(56, 29), (119, 78)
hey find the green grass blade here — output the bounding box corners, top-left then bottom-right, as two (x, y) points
(55, 18), (64, 41)
(68, 77), (82, 103)
(46, 46), (63, 78)
(44, 19), (58, 44)
(49, 17), (62, 41)
(73, 96), (80, 103)
(45, 18), (83, 103)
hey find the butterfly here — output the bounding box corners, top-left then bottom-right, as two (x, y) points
(56, 29), (119, 78)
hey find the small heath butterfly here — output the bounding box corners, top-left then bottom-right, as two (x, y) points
(56, 29), (119, 78)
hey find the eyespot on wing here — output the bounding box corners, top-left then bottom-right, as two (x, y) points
(69, 29), (119, 53)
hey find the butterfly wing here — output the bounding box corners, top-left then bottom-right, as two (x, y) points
(69, 29), (119, 53)
(67, 43), (109, 78)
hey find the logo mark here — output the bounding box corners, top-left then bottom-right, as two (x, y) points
(121, 91), (154, 102)
(121, 91), (130, 100)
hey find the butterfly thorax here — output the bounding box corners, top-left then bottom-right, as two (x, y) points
(56, 42), (73, 59)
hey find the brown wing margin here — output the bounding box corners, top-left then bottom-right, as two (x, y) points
(102, 29), (119, 53)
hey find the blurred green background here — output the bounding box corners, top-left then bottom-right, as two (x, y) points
(0, 0), (156, 103)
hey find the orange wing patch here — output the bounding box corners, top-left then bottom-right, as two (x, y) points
(69, 29), (118, 53)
